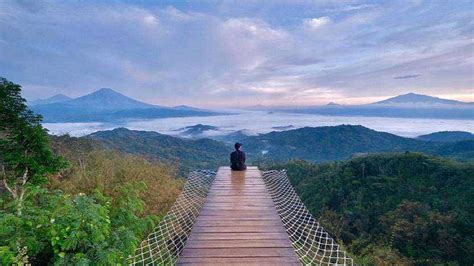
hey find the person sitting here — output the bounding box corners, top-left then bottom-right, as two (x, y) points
(230, 142), (247, 171)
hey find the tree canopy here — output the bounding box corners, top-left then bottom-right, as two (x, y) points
(266, 153), (474, 265)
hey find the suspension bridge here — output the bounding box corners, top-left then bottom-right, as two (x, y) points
(131, 166), (353, 265)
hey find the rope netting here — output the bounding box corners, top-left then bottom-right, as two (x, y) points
(262, 170), (354, 266)
(130, 170), (216, 265)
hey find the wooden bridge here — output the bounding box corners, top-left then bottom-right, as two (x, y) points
(178, 166), (300, 265)
(131, 167), (353, 265)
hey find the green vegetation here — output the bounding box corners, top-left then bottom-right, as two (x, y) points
(417, 131), (474, 142)
(0, 78), (182, 264)
(243, 125), (474, 162)
(81, 125), (474, 177)
(266, 153), (474, 265)
(88, 128), (229, 175)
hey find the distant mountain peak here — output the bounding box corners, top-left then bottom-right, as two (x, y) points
(87, 87), (126, 97)
(178, 124), (219, 138)
(374, 93), (472, 106)
(53, 93), (70, 98)
(92, 88), (126, 97)
(29, 93), (72, 106)
(174, 105), (191, 108)
(173, 105), (204, 111)
(69, 88), (156, 110)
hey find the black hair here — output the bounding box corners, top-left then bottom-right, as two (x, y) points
(234, 142), (242, 150)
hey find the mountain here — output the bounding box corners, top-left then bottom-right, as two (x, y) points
(66, 88), (157, 110)
(418, 131), (474, 142)
(29, 94), (72, 106)
(31, 88), (222, 122)
(281, 93), (474, 120)
(372, 92), (473, 106)
(177, 124), (219, 138)
(277, 93), (474, 120)
(242, 125), (427, 161)
(212, 130), (251, 144)
(81, 126), (473, 175)
(272, 125), (295, 130)
(86, 128), (230, 173)
(241, 125), (473, 162)
(173, 105), (206, 112)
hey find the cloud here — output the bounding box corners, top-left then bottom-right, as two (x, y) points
(143, 14), (158, 26)
(394, 74), (420, 79)
(326, 3), (377, 12)
(0, 1), (472, 107)
(303, 17), (331, 29)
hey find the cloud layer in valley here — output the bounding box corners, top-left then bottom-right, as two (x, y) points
(0, 0), (472, 107)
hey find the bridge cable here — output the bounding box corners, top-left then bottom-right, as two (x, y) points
(130, 170), (216, 265)
(262, 170), (354, 266)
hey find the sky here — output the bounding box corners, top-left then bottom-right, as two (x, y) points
(0, 0), (473, 107)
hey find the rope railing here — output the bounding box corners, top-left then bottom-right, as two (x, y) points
(262, 170), (353, 266)
(130, 170), (216, 265)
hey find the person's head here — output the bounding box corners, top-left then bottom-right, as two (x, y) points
(234, 142), (242, 150)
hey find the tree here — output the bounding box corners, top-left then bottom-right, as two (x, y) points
(0, 78), (182, 264)
(0, 77), (66, 261)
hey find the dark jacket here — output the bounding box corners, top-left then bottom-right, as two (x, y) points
(230, 150), (247, 171)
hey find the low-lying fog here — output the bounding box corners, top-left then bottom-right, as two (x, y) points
(43, 111), (474, 138)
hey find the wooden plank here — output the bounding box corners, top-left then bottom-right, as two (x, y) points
(181, 247), (297, 258)
(179, 257), (300, 265)
(184, 239), (292, 248)
(178, 166), (300, 265)
(197, 217), (281, 221)
(202, 204), (274, 208)
(191, 226), (287, 233)
(194, 219), (283, 227)
(187, 232), (291, 241)
(199, 210), (278, 216)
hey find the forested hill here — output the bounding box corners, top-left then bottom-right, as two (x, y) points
(265, 153), (474, 265)
(242, 125), (473, 162)
(81, 126), (473, 173)
(87, 128), (229, 173)
(417, 131), (474, 142)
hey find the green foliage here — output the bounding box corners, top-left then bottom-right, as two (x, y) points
(88, 127), (229, 174)
(1, 78), (182, 264)
(244, 125), (474, 162)
(267, 153), (474, 265)
(1, 183), (158, 265)
(0, 77), (67, 264)
(49, 194), (110, 264)
(0, 77), (66, 186)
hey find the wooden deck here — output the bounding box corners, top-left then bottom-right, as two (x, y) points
(178, 166), (300, 266)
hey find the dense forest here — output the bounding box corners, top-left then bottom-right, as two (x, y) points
(0, 78), (183, 264)
(265, 154), (474, 265)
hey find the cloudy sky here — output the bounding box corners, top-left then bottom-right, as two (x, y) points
(1, 0), (473, 107)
